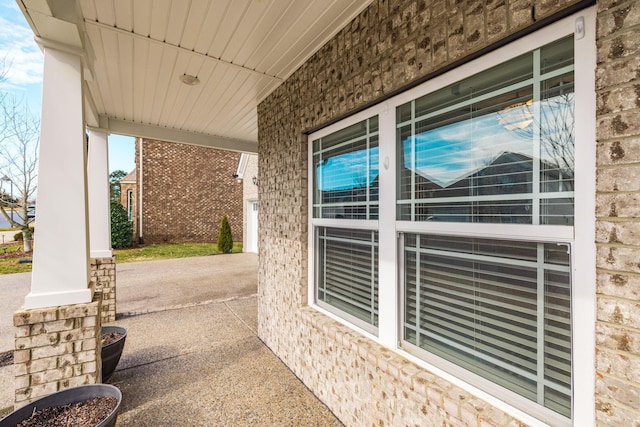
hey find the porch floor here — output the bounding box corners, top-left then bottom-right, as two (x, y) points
(0, 254), (342, 426)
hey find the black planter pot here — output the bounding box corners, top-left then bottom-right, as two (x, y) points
(101, 326), (127, 381)
(0, 384), (122, 427)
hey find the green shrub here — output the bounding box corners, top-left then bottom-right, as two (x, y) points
(14, 227), (34, 242)
(111, 200), (133, 248)
(217, 214), (233, 253)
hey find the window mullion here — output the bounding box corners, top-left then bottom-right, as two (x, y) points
(366, 120), (371, 219)
(536, 242), (546, 405)
(411, 100), (416, 222)
(370, 230), (375, 325)
(415, 234), (422, 348)
(532, 49), (542, 225)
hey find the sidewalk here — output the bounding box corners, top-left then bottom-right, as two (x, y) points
(0, 254), (342, 425)
(0, 230), (16, 245)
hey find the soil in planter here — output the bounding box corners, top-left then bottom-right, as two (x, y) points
(17, 396), (117, 427)
(101, 332), (123, 346)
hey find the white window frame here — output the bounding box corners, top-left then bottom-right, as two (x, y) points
(127, 189), (134, 221)
(308, 7), (595, 426)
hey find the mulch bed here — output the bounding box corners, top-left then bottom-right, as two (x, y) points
(16, 396), (117, 427)
(0, 242), (28, 259)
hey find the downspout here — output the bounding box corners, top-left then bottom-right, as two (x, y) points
(138, 138), (144, 244)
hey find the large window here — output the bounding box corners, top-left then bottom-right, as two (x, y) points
(397, 37), (575, 226)
(312, 116), (379, 332)
(398, 36), (575, 418)
(309, 10), (594, 426)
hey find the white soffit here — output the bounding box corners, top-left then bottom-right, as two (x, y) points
(17, 0), (373, 152)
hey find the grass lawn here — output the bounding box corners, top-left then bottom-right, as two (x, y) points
(0, 242), (244, 275)
(114, 242), (243, 263)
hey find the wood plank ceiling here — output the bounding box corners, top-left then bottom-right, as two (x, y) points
(18, 0), (373, 152)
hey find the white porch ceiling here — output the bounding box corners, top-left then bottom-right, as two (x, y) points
(17, 0), (373, 152)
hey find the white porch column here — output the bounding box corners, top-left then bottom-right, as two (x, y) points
(87, 129), (112, 258)
(26, 46), (91, 309)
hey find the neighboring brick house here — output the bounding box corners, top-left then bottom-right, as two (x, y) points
(121, 138), (243, 244)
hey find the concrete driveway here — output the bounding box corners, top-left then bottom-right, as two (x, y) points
(115, 253), (258, 317)
(0, 253), (258, 353)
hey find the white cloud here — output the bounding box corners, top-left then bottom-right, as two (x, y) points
(409, 111), (533, 187)
(0, 12), (43, 89)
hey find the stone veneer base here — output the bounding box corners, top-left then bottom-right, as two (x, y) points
(90, 256), (116, 323)
(12, 292), (102, 408)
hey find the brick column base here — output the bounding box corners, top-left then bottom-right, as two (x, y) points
(90, 256), (116, 323)
(12, 292), (102, 408)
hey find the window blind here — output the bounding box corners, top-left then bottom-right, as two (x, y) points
(317, 227), (379, 327)
(403, 234), (571, 417)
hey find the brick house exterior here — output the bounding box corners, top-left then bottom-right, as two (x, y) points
(123, 138), (243, 244)
(257, 0), (640, 426)
(13, 0), (640, 424)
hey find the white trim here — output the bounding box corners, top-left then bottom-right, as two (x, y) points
(377, 101), (398, 346)
(25, 289), (93, 310)
(90, 249), (114, 259)
(29, 46), (91, 309)
(87, 129), (113, 258)
(311, 218), (378, 230)
(235, 153), (250, 179)
(127, 189), (134, 221)
(396, 221), (574, 242)
(246, 199), (259, 253)
(138, 139), (144, 241)
(104, 117), (257, 154)
(570, 6), (597, 427)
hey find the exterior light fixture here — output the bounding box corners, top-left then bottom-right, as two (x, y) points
(498, 99), (534, 131)
(179, 74), (200, 86)
(252, 176), (258, 186)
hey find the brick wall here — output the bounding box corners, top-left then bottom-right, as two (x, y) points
(594, 0), (640, 423)
(258, 0), (640, 425)
(90, 257), (116, 324)
(136, 138), (243, 244)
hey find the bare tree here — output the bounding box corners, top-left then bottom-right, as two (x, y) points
(539, 93), (574, 180)
(499, 93), (575, 179)
(0, 60), (39, 252)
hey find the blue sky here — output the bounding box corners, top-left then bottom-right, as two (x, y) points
(317, 147), (379, 191)
(402, 97), (573, 187)
(405, 111), (532, 187)
(0, 0), (135, 174)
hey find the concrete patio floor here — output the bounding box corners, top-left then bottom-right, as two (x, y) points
(0, 254), (342, 426)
